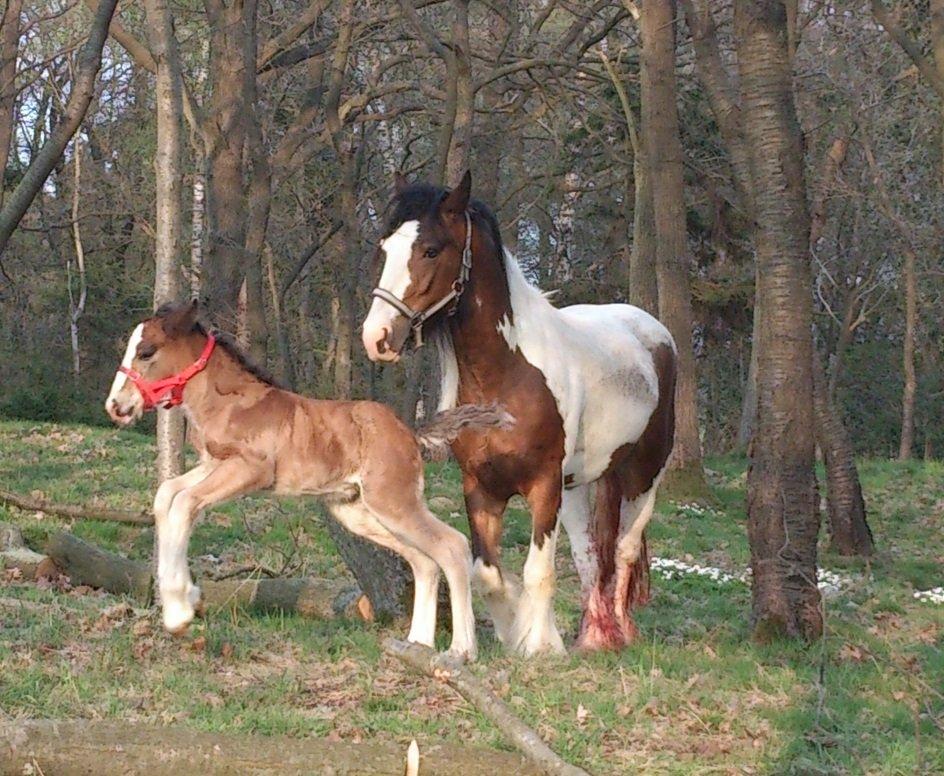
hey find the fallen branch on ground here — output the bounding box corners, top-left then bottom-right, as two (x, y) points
(0, 719), (539, 775)
(384, 638), (590, 776)
(41, 531), (372, 621)
(0, 489), (153, 525)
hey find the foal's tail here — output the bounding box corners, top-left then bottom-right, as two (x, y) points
(415, 402), (515, 458)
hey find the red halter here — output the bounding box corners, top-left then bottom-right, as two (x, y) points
(120, 334), (216, 410)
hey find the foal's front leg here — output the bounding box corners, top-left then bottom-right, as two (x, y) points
(158, 457), (273, 634)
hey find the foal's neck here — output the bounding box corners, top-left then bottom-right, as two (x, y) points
(182, 338), (270, 421)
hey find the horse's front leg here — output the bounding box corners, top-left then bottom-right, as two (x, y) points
(157, 456), (273, 634)
(509, 474), (565, 655)
(464, 480), (516, 645)
(151, 461), (219, 605)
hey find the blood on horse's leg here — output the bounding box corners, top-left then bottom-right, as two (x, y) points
(575, 476), (625, 651)
(613, 484), (660, 640)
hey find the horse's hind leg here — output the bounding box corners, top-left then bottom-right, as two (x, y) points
(328, 499), (441, 649)
(613, 475), (662, 640)
(359, 491), (477, 660)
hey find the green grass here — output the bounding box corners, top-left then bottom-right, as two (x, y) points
(1, 419), (942, 774)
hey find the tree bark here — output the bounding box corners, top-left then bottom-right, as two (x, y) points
(145, 0), (187, 483)
(0, 0), (22, 209)
(736, 0), (821, 641)
(446, 0), (473, 184)
(0, 0), (119, 260)
(201, 0), (257, 334)
(898, 245), (917, 460)
(812, 350), (873, 556)
(640, 0), (707, 496)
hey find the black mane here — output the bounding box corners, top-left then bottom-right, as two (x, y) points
(387, 183), (505, 258)
(153, 303), (283, 388)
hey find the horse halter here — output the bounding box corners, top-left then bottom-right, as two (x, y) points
(120, 334), (216, 410)
(370, 210), (473, 349)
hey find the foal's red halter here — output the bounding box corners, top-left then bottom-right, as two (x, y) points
(120, 334), (216, 410)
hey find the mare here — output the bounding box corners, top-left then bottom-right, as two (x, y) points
(361, 172), (677, 654)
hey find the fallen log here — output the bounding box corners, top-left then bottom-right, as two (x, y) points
(384, 638), (590, 776)
(0, 488), (153, 525)
(43, 531), (372, 622)
(0, 719), (540, 775)
(46, 531), (153, 601)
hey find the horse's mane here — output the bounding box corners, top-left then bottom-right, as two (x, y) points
(387, 183), (505, 260)
(154, 303), (284, 388)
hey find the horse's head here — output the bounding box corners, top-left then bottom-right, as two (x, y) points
(105, 302), (202, 425)
(362, 170), (473, 362)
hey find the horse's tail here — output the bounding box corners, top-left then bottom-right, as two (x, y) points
(415, 402), (515, 458)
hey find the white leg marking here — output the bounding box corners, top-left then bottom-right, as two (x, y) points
(510, 526), (565, 655)
(558, 485), (596, 597)
(472, 557), (520, 645)
(158, 488), (202, 633)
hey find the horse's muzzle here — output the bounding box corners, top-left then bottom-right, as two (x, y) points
(362, 317), (412, 363)
(106, 398), (140, 426)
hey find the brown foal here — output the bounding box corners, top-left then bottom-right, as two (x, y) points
(105, 303), (509, 660)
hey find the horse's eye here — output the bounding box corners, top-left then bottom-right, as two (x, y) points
(423, 247), (439, 259)
(138, 345), (157, 360)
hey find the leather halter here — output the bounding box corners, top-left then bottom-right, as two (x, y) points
(370, 210), (473, 348)
(120, 334), (216, 410)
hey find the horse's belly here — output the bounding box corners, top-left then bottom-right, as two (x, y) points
(560, 366), (658, 487)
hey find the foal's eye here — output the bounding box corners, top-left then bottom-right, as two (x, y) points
(138, 345), (157, 360)
(423, 247), (440, 259)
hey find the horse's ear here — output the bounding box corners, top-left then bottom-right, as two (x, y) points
(394, 171), (409, 194)
(161, 299), (199, 337)
(441, 170), (472, 217)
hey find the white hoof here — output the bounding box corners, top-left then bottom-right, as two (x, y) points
(508, 600), (565, 656)
(161, 583), (199, 635)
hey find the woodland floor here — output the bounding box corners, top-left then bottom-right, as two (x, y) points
(0, 418), (942, 775)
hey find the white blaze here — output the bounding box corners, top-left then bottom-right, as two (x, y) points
(106, 323), (144, 407)
(362, 220), (420, 357)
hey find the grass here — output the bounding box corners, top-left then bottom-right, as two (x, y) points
(1, 418), (942, 774)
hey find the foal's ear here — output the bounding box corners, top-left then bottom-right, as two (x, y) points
(394, 171), (409, 195)
(161, 300), (199, 337)
(441, 170), (472, 217)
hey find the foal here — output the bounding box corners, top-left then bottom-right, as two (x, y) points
(105, 302), (508, 660)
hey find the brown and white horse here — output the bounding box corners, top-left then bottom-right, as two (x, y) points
(105, 302), (510, 660)
(362, 173), (677, 654)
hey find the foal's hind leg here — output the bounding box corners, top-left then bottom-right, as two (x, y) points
(360, 491), (477, 660)
(328, 499), (441, 649)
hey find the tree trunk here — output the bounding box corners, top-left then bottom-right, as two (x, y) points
(898, 246), (917, 460)
(736, 0), (821, 641)
(629, 152), (658, 314)
(640, 0), (707, 497)
(812, 350), (873, 556)
(0, 0), (22, 208)
(145, 0), (187, 483)
(201, 0), (256, 334)
(0, 0), (119, 260)
(446, 0), (473, 184)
